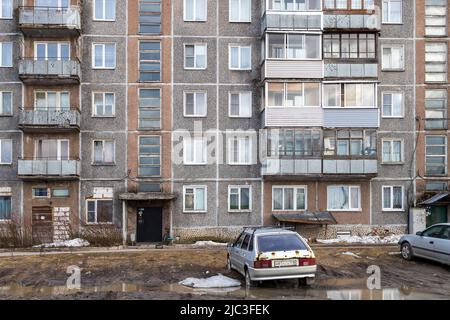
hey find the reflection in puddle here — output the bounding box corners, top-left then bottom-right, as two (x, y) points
(0, 282), (448, 300)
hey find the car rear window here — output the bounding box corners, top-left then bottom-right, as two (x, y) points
(257, 234), (307, 252)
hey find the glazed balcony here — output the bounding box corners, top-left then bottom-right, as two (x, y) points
(261, 11), (323, 32)
(324, 62), (378, 78)
(18, 59), (81, 84)
(18, 158), (81, 180)
(18, 6), (81, 37)
(262, 60), (324, 79)
(19, 108), (81, 132)
(323, 13), (380, 30)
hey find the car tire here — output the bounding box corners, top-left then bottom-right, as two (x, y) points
(227, 256), (232, 271)
(245, 269), (257, 288)
(299, 277), (315, 286)
(401, 242), (413, 261)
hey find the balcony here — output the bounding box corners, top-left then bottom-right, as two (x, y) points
(261, 12), (322, 32)
(18, 6), (81, 37)
(262, 107), (323, 128)
(18, 158), (81, 180)
(18, 59), (81, 84)
(261, 158), (377, 178)
(323, 13), (380, 30)
(19, 108), (81, 132)
(324, 62), (378, 78)
(262, 60), (323, 79)
(323, 108), (379, 128)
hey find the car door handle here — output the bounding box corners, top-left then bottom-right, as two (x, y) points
(429, 241), (434, 244)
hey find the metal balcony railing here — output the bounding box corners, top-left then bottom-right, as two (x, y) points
(18, 6), (81, 30)
(18, 157), (81, 178)
(19, 108), (80, 129)
(19, 58), (81, 80)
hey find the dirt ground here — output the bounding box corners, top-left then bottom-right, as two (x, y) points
(0, 245), (449, 300)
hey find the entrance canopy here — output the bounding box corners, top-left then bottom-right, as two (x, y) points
(119, 192), (177, 201)
(273, 212), (337, 225)
(420, 192), (450, 206)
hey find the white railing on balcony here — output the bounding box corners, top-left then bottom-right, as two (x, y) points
(19, 59), (81, 78)
(19, 6), (81, 29)
(262, 12), (323, 31)
(18, 159), (81, 177)
(263, 60), (324, 79)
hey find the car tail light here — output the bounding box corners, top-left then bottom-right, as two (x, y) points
(254, 259), (272, 268)
(298, 258), (316, 266)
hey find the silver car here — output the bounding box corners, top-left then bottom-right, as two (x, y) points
(399, 223), (450, 265)
(227, 227), (317, 287)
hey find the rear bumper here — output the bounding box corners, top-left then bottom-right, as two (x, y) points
(248, 265), (317, 281)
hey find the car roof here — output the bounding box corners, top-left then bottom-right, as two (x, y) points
(430, 223), (450, 227)
(243, 227), (297, 235)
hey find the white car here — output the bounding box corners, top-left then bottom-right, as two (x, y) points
(399, 223), (450, 265)
(227, 227), (317, 287)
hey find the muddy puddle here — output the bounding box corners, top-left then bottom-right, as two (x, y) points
(0, 281), (448, 300)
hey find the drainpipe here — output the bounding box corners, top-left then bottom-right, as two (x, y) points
(122, 200), (127, 246)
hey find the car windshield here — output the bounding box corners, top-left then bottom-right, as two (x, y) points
(257, 234), (307, 252)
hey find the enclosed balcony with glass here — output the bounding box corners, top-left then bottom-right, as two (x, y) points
(322, 0), (380, 30)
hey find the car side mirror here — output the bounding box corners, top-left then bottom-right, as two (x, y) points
(416, 231), (423, 236)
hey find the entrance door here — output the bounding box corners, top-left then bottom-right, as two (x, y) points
(136, 207), (163, 242)
(427, 206), (448, 227)
(32, 206), (53, 244)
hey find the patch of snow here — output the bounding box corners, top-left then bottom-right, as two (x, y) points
(179, 274), (241, 288)
(340, 251), (361, 258)
(193, 241), (228, 247)
(388, 251), (401, 255)
(33, 238), (90, 248)
(317, 235), (402, 245)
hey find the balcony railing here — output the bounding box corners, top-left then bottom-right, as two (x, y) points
(261, 11), (322, 32)
(18, 6), (81, 35)
(19, 108), (81, 131)
(324, 62), (378, 78)
(18, 158), (81, 179)
(18, 59), (81, 84)
(323, 13), (380, 30)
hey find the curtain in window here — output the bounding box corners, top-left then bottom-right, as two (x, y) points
(328, 186), (348, 209)
(195, 188), (205, 210)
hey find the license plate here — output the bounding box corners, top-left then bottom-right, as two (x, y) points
(273, 259), (298, 268)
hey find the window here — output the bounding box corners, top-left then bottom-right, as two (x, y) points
(425, 0), (447, 37)
(184, 137), (207, 164)
(229, 46), (251, 70)
(53, 188), (69, 197)
(138, 183), (161, 192)
(425, 135), (447, 175)
(272, 186), (307, 211)
(323, 33), (376, 59)
(382, 186), (404, 211)
(183, 186), (207, 212)
(382, 92), (403, 117)
(229, 0), (251, 22)
(139, 0), (161, 34)
(267, 33), (321, 60)
(93, 140), (115, 164)
(0, 196), (11, 220)
(184, 0), (207, 21)
(269, 0), (321, 10)
(184, 44), (207, 69)
(35, 0), (69, 8)
(324, 130), (377, 156)
(323, 83), (376, 108)
(382, 45), (404, 70)
(33, 188), (49, 198)
(0, 42), (12, 67)
(184, 91), (207, 117)
(35, 42), (69, 61)
(324, 0), (374, 9)
(228, 186), (251, 211)
(382, 0), (402, 24)
(382, 139), (403, 163)
(267, 129), (322, 157)
(139, 136), (161, 176)
(139, 89), (161, 129)
(139, 41), (161, 82)
(35, 139), (69, 160)
(425, 182), (447, 191)
(35, 91), (70, 111)
(229, 92), (252, 117)
(422, 225), (448, 238)
(0, 0), (12, 19)
(94, 0), (115, 21)
(0, 139), (12, 164)
(0, 92), (12, 115)
(425, 89), (447, 130)
(267, 82), (320, 107)
(92, 43), (116, 69)
(87, 199), (113, 224)
(93, 92), (115, 117)
(228, 136), (252, 165)
(425, 42), (447, 83)
(327, 186), (361, 211)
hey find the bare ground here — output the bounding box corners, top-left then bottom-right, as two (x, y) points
(0, 245), (449, 299)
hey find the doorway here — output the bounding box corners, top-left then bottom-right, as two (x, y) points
(136, 207), (163, 242)
(427, 206), (448, 227)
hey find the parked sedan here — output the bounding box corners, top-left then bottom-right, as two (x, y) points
(399, 223), (450, 265)
(227, 227), (317, 287)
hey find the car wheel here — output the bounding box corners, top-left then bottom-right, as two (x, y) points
(401, 242), (413, 261)
(245, 269), (257, 288)
(227, 256), (232, 271)
(299, 277), (315, 287)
